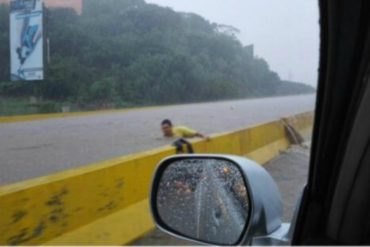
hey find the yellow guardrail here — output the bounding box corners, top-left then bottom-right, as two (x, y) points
(0, 112), (314, 245)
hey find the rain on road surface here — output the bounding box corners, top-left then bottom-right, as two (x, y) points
(0, 94), (315, 185)
(135, 145), (311, 245)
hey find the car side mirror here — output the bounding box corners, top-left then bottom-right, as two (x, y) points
(150, 155), (287, 245)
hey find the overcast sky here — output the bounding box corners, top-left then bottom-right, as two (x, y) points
(146, 0), (320, 87)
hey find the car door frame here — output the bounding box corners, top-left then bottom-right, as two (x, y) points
(292, 0), (370, 244)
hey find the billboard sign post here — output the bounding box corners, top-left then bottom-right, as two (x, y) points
(10, 0), (44, 81)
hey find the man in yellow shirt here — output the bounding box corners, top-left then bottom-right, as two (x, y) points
(161, 119), (208, 139)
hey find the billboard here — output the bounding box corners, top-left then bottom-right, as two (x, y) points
(10, 0), (43, 81)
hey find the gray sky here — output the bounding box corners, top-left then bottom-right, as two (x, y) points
(146, 0), (320, 87)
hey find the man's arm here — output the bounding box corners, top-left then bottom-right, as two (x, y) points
(195, 132), (210, 141)
(180, 126), (210, 140)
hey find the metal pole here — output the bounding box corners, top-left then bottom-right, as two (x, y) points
(46, 37), (50, 64)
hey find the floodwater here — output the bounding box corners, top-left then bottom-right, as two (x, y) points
(0, 94), (315, 184)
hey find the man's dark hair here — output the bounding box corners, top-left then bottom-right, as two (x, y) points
(161, 119), (173, 126)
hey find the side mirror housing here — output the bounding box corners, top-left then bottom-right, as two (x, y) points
(150, 155), (288, 245)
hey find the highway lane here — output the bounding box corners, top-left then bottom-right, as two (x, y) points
(135, 145), (311, 245)
(0, 94), (315, 185)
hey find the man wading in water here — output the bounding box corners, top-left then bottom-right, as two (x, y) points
(161, 119), (210, 154)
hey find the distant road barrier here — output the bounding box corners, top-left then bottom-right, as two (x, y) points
(0, 105), (164, 124)
(0, 111), (313, 245)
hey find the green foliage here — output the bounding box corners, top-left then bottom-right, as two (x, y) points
(0, 97), (61, 116)
(89, 77), (118, 104)
(0, 1), (315, 111)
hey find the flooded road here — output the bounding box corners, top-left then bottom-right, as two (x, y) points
(0, 94), (315, 184)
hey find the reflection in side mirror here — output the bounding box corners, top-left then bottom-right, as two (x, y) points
(151, 155), (285, 245)
(154, 158), (250, 245)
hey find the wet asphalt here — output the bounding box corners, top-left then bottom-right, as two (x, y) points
(135, 145), (311, 245)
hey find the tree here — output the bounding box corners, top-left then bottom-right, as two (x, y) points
(0, 0), (315, 109)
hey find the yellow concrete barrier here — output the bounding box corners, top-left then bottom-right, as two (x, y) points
(0, 112), (313, 245)
(0, 101), (209, 124)
(282, 111), (314, 138)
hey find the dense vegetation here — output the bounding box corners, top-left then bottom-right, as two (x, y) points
(0, 0), (315, 114)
